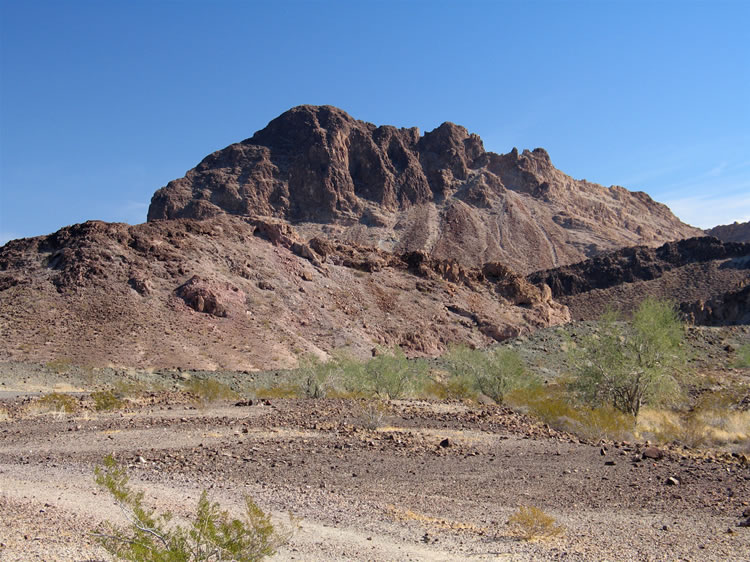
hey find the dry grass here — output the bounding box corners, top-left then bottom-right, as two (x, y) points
(27, 392), (79, 415)
(638, 406), (750, 450)
(506, 384), (635, 442)
(507, 505), (564, 541)
(386, 505), (487, 534)
(354, 400), (388, 430)
(184, 378), (238, 406)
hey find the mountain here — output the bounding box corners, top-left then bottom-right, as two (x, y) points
(148, 105), (701, 274)
(0, 215), (569, 370)
(528, 237), (750, 321)
(706, 221), (750, 243)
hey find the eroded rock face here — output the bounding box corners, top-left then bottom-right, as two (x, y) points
(706, 221), (750, 243)
(681, 283), (750, 326)
(529, 237), (750, 298)
(175, 275), (245, 318)
(147, 105), (702, 273)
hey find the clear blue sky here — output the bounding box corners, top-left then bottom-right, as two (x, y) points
(1, 0), (748, 244)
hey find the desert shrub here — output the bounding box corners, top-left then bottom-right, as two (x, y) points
(46, 357), (73, 375)
(34, 392), (78, 414)
(0, 407), (10, 421)
(185, 378), (238, 406)
(570, 299), (687, 418)
(254, 383), (300, 399)
(345, 348), (428, 399)
(355, 399), (388, 430)
(112, 380), (152, 399)
(507, 505), (564, 541)
(91, 389), (125, 412)
(296, 355), (328, 398)
(507, 384), (635, 441)
(442, 346), (535, 404)
(734, 343), (750, 368)
(93, 455), (290, 561)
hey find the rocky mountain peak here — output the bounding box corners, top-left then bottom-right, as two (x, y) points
(147, 105), (702, 273)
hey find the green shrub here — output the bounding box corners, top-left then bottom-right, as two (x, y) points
(46, 357), (73, 375)
(91, 390), (124, 412)
(185, 378), (238, 406)
(344, 348), (428, 400)
(295, 355), (329, 398)
(570, 299), (687, 418)
(34, 392), (78, 414)
(93, 455), (290, 560)
(734, 343), (750, 368)
(443, 346), (535, 404)
(507, 505), (564, 541)
(506, 384), (635, 442)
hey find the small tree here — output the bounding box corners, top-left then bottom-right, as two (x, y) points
(93, 455), (290, 561)
(571, 298), (686, 418)
(345, 348), (427, 399)
(443, 345), (532, 404)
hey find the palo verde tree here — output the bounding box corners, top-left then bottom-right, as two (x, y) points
(570, 298), (687, 419)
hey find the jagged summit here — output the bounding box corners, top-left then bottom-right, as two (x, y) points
(147, 105), (701, 273)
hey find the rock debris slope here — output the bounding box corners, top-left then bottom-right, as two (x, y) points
(148, 105), (701, 274)
(0, 216), (568, 370)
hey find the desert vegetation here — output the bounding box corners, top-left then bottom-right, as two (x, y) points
(93, 455), (291, 561)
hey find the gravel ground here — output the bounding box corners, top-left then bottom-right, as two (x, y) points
(1, 394), (749, 561)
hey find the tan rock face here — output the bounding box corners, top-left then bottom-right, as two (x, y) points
(148, 105), (702, 273)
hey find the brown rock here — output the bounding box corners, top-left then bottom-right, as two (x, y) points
(642, 447), (664, 460)
(147, 105), (701, 274)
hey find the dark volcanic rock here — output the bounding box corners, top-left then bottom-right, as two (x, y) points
(529, 237), (750, 298)
(681, 283), (750, 326)
(147, 105), (701, 273)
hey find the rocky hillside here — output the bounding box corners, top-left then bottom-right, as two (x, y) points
(0, 215), (568, 370)
(528, 237), (750, 321)
(706, 220), (750, 243)
(148, 105), (701, 274)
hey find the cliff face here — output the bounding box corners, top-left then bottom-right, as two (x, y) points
(148, 105), (702, 273)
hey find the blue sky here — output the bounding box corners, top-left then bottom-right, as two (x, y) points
(1, 0), (748, 244)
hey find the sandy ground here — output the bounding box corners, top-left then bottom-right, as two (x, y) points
(1, 392), (749, 562)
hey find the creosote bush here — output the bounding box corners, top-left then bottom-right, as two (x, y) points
(507, 505), (564, 541)
(91, 389), (125, 411)
(734, 343), (750, 368)
(93, 455), (291, 561)
(34, 392), (78, 414)
(343, 348), (429, 400)
(443, 346), (536, 404)
(185, 378), (238, 406)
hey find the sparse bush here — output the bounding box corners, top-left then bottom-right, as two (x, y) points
(570, 299), (687, 418)
(507, 505), (564, 541)
(507, 383), (635, 441)
(254, 383), (300, 399)
(93, 455), (291, 561)
(91, 390), (125, 412)
(734, 343), (750, 368)
(443, 346), (535, 403)
(345, 348), (428, 400)
(185, 378), (238, 406)
(296, 355), (329, 398)
(34, 392), (78, 414)
(355, 400), (388, 430)
(46, 357), (73, 375)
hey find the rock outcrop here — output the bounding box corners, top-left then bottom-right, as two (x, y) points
(0, 215), (569, 370)
(706, 221), (750, 243)
(148, 105), (702, 273)
(528, 237), (750, 298)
